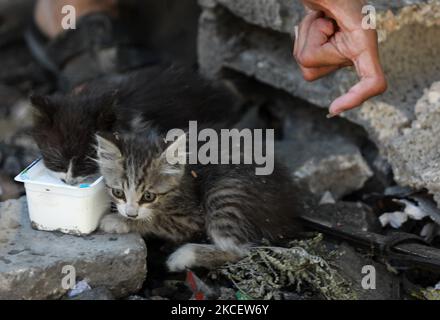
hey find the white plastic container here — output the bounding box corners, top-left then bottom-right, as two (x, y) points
(15, 159), (109, 235)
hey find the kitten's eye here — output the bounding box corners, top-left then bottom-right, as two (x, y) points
(142, 191), (156, 203)
(112, 188), (125, 199)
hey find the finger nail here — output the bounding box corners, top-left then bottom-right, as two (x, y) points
(326, 112), (343, 119)
(294, 26), (299, 39)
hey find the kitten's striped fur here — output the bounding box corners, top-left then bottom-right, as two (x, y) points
(96, 128), (301, 271)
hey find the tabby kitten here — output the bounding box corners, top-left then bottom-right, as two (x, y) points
(96, 128), (301, 272)
(31, 66), (239, 185)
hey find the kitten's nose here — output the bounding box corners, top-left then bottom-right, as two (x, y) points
(61, 178), (75, 185)
(126, 207), (138, 218)
(63, 177), (77, 186)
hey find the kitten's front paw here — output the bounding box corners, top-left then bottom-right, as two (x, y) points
(167, 244), (197, 272)
(99, 214), (130, 234)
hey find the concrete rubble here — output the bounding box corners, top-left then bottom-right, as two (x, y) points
(387, 82), (440, 204)
(198, 0), (440, 205)
(277, 137), (373, 200)
(306, 201), (380, 233)
(0, 197), (147, 300)
(274, 96), (373, 200)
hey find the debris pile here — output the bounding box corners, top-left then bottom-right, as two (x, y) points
(217, 235), (356, 300)
(377, 187), (440, 244)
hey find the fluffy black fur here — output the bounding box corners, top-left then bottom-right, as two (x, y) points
(115, 65), (240, 131)
(31, 88), (118, 178)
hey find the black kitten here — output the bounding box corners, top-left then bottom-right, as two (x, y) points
(116, 65), (239, 132)
(31, 87), (117, 184)
(31, 66), (239, 185)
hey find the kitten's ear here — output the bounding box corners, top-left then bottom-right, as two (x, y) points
(30, 94), (56, 124)
(95, 134), (123, 170)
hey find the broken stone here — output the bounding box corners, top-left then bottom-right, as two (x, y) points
(386, 82), (440, 206)
(319, 192), (336, 205)
(0, 197), (147, 300)
(305, 201), (381, 233)
(285, 145), (373, 200)
(275, 100), (373, 200)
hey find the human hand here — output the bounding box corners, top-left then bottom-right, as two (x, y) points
(293, 0), (387, 116)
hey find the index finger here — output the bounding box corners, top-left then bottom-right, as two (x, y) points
(329, 51), (387, 114)
(329, 29), (387, 115)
